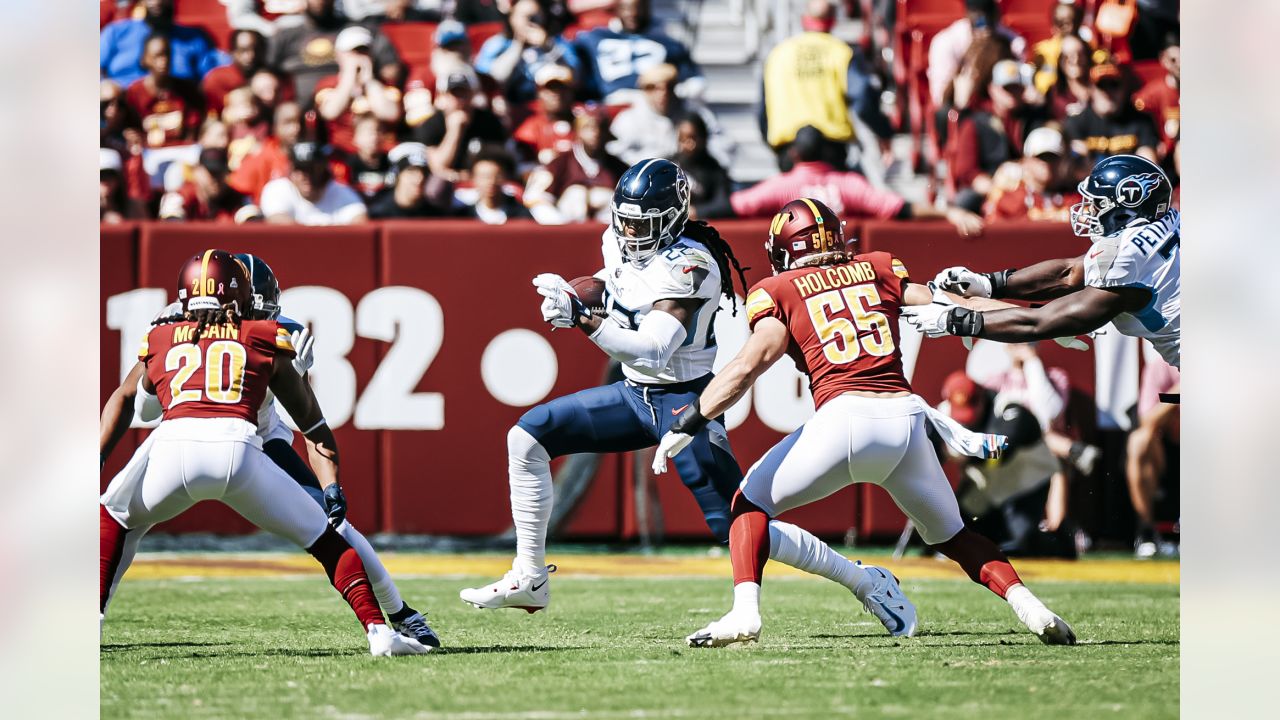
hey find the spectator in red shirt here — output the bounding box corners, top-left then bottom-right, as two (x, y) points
(315, 26), (403, 154)
(100, 148), (147, 222)
(936, 37), (1013, 204)
(523, 108), (628, 224)
(125, 35), (205, 149)
(513, 64), (579, 169)
(982, 126), (1085, 223)
(1132, 32), (1179, 160)
(222, 87), (273, 171)
(158, 148), (250, 222)
(1044, 33), (1095, 121)
(202, 30), (267, 116)
(101, 80), (153, 209)
(732, 126), (984, 235)
(227, 101), (304, 201)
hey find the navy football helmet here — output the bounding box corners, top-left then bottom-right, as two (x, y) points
(1070, 154), (1173, 238)
(611, 158), (690, 265)
(233, 253), (281, 320)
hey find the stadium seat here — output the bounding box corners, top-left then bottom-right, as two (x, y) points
(382, 22), (438, 69)
(893, 0), (966, 171)
(1126, 59), (1165, 86)
(174, 0), (235, 49)
(999, 0), (1056, 44)
(466, 21), (505, 54)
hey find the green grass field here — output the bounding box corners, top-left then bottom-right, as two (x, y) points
(101, 555), (1179, 719)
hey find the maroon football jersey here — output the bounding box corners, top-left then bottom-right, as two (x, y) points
(139, 319), (295, 424)
(745, 251), (913, 408)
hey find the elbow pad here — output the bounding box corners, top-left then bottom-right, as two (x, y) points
(589, 310), (687, 375)
(136, 377), (163, 423)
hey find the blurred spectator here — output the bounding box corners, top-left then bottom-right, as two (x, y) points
(416, 71), (509, 181)
(125, 35), (206, 150)
(100, 0), (228, 86)
(228, 101), (304, 200)
(267, 0), (402, 107)
(454, 0), (510, 24)
(983, 126), (1084, 223)
(1030, 1), (1093, 95)
(158, 148), (250, 222)
(202, 30), (268, 116)
(223, 0), (308, 38)
(1064, 63), (1159, 164)
(928, 0), (1025, 108)
(222, 87), (274, 170)
(607, 64), (732, 169)
(988, 60), (1049, 154)
(936, 36), (1013, 202)
(734, 127), (984, 234)
(315, 26), (404, 154)
(1132, 32), (1179, 160)
(248, 68), (291, 112)
(198, 117), (230, 153)
(100, 148), (146, 222)
(261, 141), (368, 224)
(513, 64), (580, 168)
(381, 0), (444, 22)
(572, 0), (705, 104)
(760, 0), (893, 172)
(939, 370), (1077, 558)
(368, 144), (449, 218)
(674, 115), (733, 220)
(1130, 0), (1180, 61)
(403, 22), (503, 132)
(1044, 33), (1095, 120)
(347, 116), (394, 200)
(454, 151), (534, 223)
(476, 0), (583, 105)
(524, 109), (628, 224)
(101, 81), (153, 214)
(1128, 352), (1180, 558)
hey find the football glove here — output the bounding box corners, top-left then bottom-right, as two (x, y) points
(932, 266), (991, 298)
(322, 483), (347, 528)
(652, 431), (695, 474)
(291, 327), (315, 377)
(902, 284), (963, 337)
(532, 273), (587, 329)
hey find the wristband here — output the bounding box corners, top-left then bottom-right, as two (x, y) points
(985, 269), (1016, 298)
(670, 399), (710, 436)
(946, 307), (985, 337)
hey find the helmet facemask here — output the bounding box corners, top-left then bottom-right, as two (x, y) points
(1069, 185), (1109, 238)
(612, 200), (683, 265)
(251, 293), (281, 320)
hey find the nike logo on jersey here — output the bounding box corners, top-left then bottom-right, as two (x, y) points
(1088, 248), (1104, 258)
(682, 265), (697, 274)
(530, 579), (548, 592)
(672, 404), (690, 416)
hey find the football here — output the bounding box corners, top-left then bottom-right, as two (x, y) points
(569, 276), (607, 316)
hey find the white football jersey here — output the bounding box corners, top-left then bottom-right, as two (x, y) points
(596, 230), (722, 383)
(1083, 209), (1180, 368)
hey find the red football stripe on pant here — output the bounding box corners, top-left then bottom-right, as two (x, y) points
(729, 490), (771, 586)
(308, 526), (383, 629)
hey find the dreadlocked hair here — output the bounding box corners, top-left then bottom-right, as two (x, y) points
(150, 304), (242, 344)
(683, 220), (750, 315)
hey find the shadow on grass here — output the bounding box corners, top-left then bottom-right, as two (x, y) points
(433, 645), (591, 655)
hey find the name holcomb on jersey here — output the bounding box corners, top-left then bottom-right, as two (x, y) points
(597, 230), (722, 384)
(1084, 208), (1180, 368)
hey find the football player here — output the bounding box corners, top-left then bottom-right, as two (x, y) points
(461, 160), (916, 636)
(99, 250), (427, 656)
(906, 154), (1180, 371)
(101, 255), (440, 648)
(655, 198), (1075, 647)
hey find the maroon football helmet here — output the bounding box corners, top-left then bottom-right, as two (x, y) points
(176, 249), (253, 314)
(764, 198), (847, 274)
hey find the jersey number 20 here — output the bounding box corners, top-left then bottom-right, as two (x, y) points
(165, 340), (247, 406)
(805, 286), (895, 364)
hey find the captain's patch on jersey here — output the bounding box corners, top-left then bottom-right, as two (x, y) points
(745, 288), (776, 322)
(891, 258), (910, 279)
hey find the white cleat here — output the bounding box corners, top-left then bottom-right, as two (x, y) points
(1009, 589), (1077, 645)
(367, 623), (431, 656)
(854, 563), (918, 637)
(459, 564), (556, 613)
(686, 610), (762, 648)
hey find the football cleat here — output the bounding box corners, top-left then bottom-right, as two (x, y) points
(854, 563), (918, 637)
(1009, 592), (1077, 645)
(390, 608), (441, 648)
(686, 610), (762, 648)
(367, 623), (431, 656)
(459, 564), (556, 613)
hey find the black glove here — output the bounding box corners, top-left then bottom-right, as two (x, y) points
(323, 484), (348, 528)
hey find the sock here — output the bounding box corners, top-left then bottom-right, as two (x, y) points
(307, 525), (383, 629)
(767, 520), (866, 592)
(99, 505), (128, 613)
(729, 492), (771, 586)
(930, 528), (1023, 599)
(508, 426), (553, 576)
(733, 581), (761, 615)
(336, 519), (404, 616)
(1005, 584), (1042, 616)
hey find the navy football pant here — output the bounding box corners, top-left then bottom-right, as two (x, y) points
(516, 375), (742, 542)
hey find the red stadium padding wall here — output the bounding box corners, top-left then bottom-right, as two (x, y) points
(100, 220), (1095, 541)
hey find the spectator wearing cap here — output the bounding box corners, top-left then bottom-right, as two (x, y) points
(100, 0), (228, 87)
(1064, 62), (1159, 165)
(513, 64), (581, 169)
(524, 109), (628, 224)
(158, 148), (250, 222)
(415, 71), (509, 181)
(673, 114), (733, 220)
(607, 63), (733, 169)
(760, 0), (894, 172)
(1030, 1), (1093, 95)
(202, 30), (269, 116)
(572, 0), (705, 104)
(476, 0), (583, 105)
(987, 60), (1049, 156)
(266, 0), (401, 108)
(454, 150), (534, 224)
(1132, 33), (1179, 160)
(731, 126), (984, 235)
(368, 144), (448, 218)
(124, 35), (206, 150)
(928, 0), (1026, 108)
(983, 126), (1085, 223)
(315, 26), (404, 154)
(403, 21), (481, 132)
(260, 142), (368, 224)
(100, 149), (146, 222)
(1044, 33), (1095, 121)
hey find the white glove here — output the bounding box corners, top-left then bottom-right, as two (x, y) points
(532, 273), (579, 329)
(1052, 336), (1090, 351)
(932, 266), (992, 298)
(290, 327), (315, 376)
(902, 284), (960, 338)
(652, 431), (695, 474)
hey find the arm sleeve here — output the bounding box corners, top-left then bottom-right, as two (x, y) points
(1019, 356), (1067, 427)
(588, 310), (688, 377)
(136, 376), (163, 423)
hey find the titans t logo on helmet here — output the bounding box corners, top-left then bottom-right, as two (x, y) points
(1116, 173), (1163, 208)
